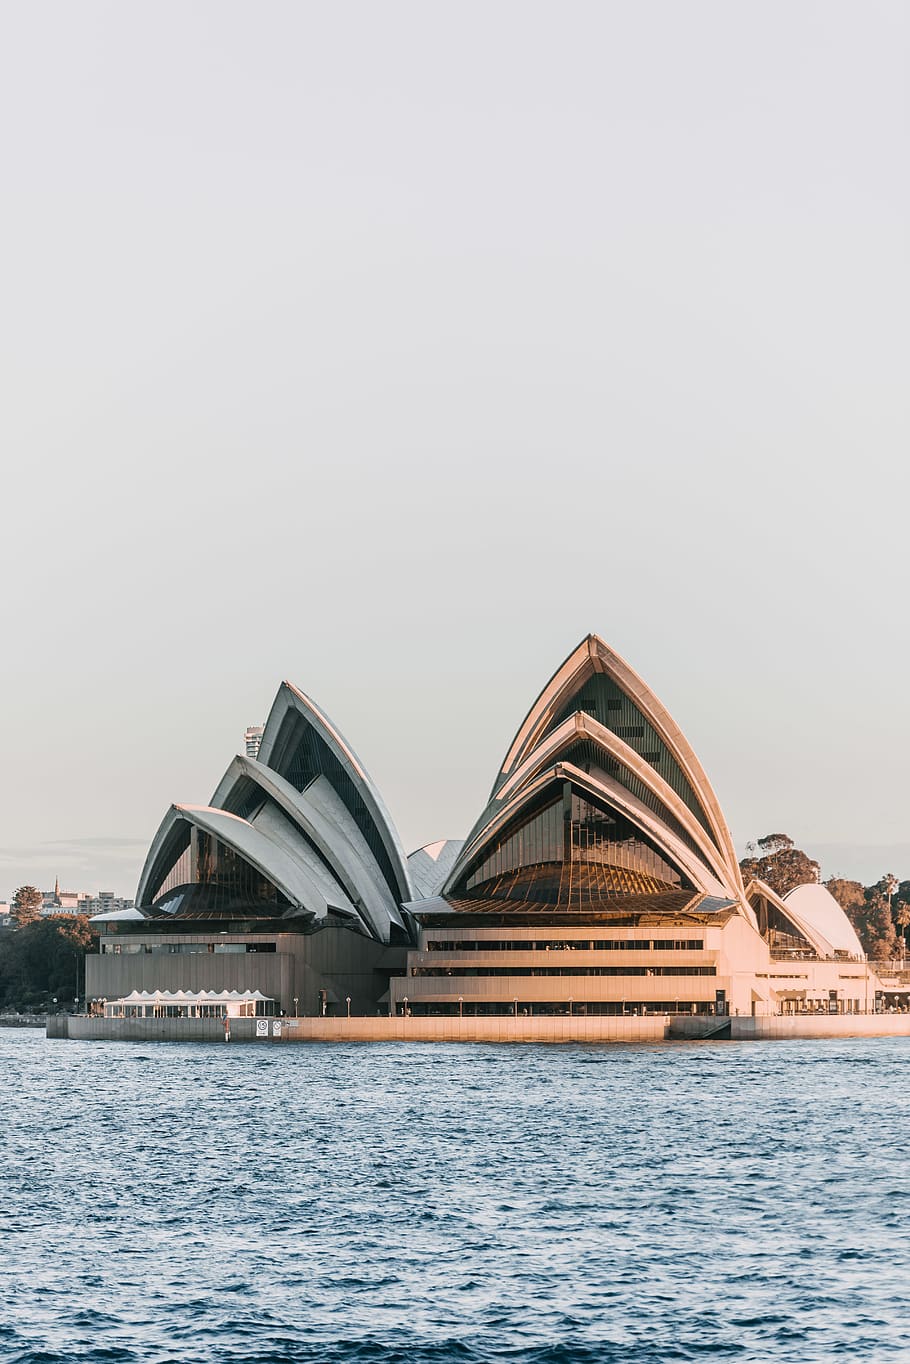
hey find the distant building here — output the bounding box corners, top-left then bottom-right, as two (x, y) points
(244, 725), (264, 761)
(80, 892), (135, 916)
(40, 883), (134, 918)
(41, 879), (86, 915)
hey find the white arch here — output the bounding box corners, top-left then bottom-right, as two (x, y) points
(445, 761), (731, 900)
(211, 755), (405, 942)
(496, 635), (742, 891)
(489, 712), (735, 891)
(744, 878), (859, 960)
(257, 681), (412, 905)
(135, 803), (343, 921)
(783, 883), (865, 960)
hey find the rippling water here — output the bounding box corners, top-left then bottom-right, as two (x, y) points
(2, 1030), (909, 1364)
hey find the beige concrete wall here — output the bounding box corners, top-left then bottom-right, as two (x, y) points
(731, 1013), (910, 1040)
(47, 1012), (910, 1043)
(51, 1013), (669, 1043)
(86, 925), (407, 1016)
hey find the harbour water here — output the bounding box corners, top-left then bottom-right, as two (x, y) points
(2, 1031), (909, 1363)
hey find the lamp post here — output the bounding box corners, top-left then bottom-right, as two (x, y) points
(346, 996), (351, 1018)
(293, 996), (299, 1017)
(567, 997), (573, 1018)
(458, 995), (463, 1019)
(513, 997), (518, 1018)
(403, 996), (409, 1018)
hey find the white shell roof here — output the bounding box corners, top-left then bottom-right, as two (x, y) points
(783, 883), (865, 959)
(407, 840), (465, 899)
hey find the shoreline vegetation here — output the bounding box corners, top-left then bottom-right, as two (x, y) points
(2, 833), (909, 1014)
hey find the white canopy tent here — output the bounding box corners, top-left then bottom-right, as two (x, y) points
(103, 989), (275, 1019)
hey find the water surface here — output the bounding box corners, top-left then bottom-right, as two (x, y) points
(2, 1031), (908, 1363)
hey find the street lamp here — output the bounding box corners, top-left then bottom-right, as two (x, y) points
(346, 996), (351, 1018)
(513, 997), (519, 1018)
(293, 996), (299, 1017)
(458, 995), (464, 1019)
(403, 996), (409, 1017)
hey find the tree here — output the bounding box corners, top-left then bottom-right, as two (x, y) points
(11, 885), (43, 928)
(826, 878), (866, 920)
(0, 913), (98, 1011)
(56, 914), (93, 953)
(894, 901), (910, 957)
(740, 835), (820, 898)
(861, 887), (899, 961)
(828, 876), (899, 961)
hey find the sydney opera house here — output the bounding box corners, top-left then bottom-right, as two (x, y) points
(87, 635), (878, 1020)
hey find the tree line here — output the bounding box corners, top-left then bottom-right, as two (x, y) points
(740, 834), (910, 961)
(0, 886), (96, 1012)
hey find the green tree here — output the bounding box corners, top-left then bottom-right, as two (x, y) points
(894, 901), (910, 957)
(740, 835), (820, 898)
(826, 878), (866, 921)
(828, 876), (899, 960)
(862, 886), (899, 961)
(0, 914), (98, 1011)
(11, 885), (43, 928)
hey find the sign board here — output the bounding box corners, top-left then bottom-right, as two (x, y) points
(255, 1019), (268, 1037)
(272, 1020), (282, 1037)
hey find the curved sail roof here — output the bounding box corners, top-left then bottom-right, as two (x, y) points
(783, 883), (865, 960)
(257, 681), (412, 907)
(443, 635), (747, 918)
(492, 635), (742, 892)
(448, 762), (730, 901)
(407, 840), (465, 900)
(135, 804), (337, 921)
(468, 712), (735, 892)
(211, 754), (406, 942)
(745, 879), (865, 961)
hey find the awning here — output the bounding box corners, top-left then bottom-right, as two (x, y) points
(107, 988), (275, 1007)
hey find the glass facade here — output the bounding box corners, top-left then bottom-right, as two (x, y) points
(558, 739), (709, 867)
(532, 673), (716, 842)
(426, 938), (703, 952)
(459, 781), (693, 908)
(411, 965), (717, 978)
(147, 824), (293, 918)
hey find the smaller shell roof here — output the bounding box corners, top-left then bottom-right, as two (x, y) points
(407, 840), (465, 899)
(783, 883), (865, 959)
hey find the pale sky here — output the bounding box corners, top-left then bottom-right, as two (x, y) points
(2, 1), (908, 899)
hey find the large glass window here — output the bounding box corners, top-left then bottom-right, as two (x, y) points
(147, 824), (292, 918)
(461, 782), (693, 906)
(545, 674), (714, 841)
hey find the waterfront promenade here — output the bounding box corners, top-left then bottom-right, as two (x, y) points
(47, 1011), (910, 1044)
